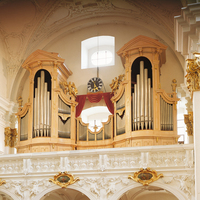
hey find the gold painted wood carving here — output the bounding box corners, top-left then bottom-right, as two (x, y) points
(184, 112), (193, 136)
(5, 127), (17, 147)
(110, 74), (125, 93)
(49, 172), (79, 188)
(128, 168), (163, 186)
(185, 52), (200, 98)
(60, 81), (78, 97)
(0, 179), (6, 186)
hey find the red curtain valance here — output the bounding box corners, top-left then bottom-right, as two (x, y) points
(76, 92), (114, 117)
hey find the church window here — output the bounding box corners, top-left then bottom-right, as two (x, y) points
(81, 36), (115, 69)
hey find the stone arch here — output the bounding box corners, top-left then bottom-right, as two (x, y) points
(32, 184), (96, 200)
(109, 182), (188, 200)
(0, 188), (20, 200)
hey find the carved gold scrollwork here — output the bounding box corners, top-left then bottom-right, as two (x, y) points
(128, 168), (163, 186)
(60, 81), (78, 97)
(185, 53), (200, 98)
(0, 179), (6, 186)
(110, 74), (125, 93)
(116, 107), (125, 117)
(4, 127), (17, 147)
(184, 112), (193, 136)
(49, 172), (79, 188)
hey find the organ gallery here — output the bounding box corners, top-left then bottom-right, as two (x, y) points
(16, 35), (179, 153)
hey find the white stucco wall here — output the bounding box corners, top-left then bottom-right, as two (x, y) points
(42, 23), (183, 95)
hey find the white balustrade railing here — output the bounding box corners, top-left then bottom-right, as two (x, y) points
(0, 144), (194, 176)
(0, 144), (194, 200)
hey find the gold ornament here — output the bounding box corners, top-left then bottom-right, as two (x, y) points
(185, 53), (200, 99)
(128, 168), (163, 186)
(5, 127), (17, 147)
(184, 112), (193, 136)
(0, 179), (6, 186)
(110, 74), (125, 93)
(49, 172), (79, 188)
(60, 81), (78, 97)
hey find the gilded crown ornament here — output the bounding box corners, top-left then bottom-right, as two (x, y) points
(128, 168), (163, 186)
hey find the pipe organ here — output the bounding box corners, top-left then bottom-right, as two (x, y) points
(16, 36), (180, 153)
(113, 35), (179, 147)
(16, 50), (76, 153)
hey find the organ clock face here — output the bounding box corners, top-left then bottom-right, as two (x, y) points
(87, 77), (103, 92)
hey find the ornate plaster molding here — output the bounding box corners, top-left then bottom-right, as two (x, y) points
(3, 179), (53, 199)
(78, 176), (129, 200)
(162, 174), (195, 198)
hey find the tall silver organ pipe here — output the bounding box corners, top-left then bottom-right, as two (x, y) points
(134, 84), (137, 130)
(132, 61), (153, 130)
(136, 74), (140, 130)
(140, 61), (144, 130)
(33, 70), (51, 137)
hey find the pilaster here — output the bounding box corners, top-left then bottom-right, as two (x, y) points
(193, 90), (200, 200)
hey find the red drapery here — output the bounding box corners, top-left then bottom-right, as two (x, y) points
(76, 92), (114, 117)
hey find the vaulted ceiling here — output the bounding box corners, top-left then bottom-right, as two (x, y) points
(0, 0), (183, 99)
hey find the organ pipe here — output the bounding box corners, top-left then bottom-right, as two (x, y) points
(134, 84), (137, 130)
(140, 61), (144, 130)
(44, 83), (47, 136)
(40, 71), (44, 136)
(144, 69), (148, 129)
(34, 88), (37, 137)
(37, 77), (40, 136)
(136, 74), (140, 130)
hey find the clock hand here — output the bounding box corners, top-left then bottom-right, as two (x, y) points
(93, 81), (98, 90)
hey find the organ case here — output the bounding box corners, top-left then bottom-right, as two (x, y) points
(112, 35), (179, 147)
(16, 50), (77, 153)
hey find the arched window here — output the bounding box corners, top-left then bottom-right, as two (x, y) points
(81, 106), (111, 132)
(81, 36), (115, 69)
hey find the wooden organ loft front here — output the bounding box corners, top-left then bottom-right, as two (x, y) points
(16, 35), (179, 153)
